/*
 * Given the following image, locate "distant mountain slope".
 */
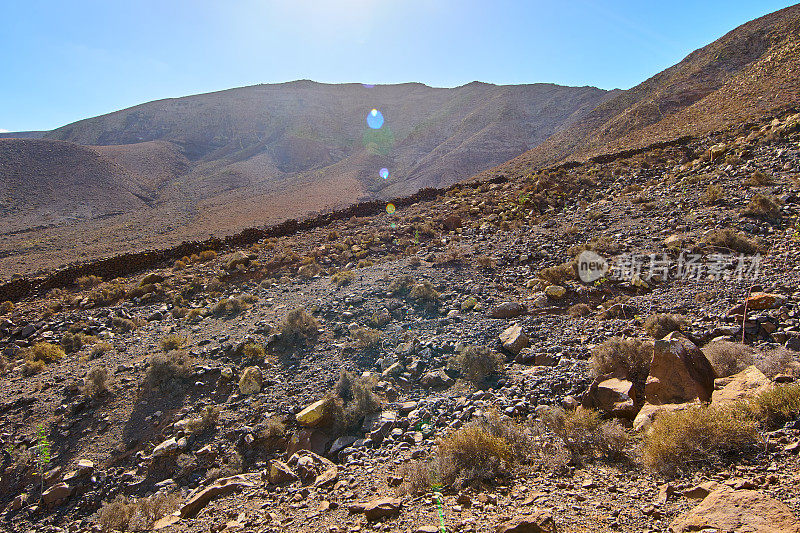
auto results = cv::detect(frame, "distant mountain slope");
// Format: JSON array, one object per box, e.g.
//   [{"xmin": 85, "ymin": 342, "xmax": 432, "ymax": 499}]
[
  {"xmin": 44, "ymin": 81, "xmax": 611, "ymax": 201},
  {"xmin": 506, "ymin": 3, "xmax": 800, "ymax": 168},
  {"xmin": 0, "ymin": 131, "xmax": 45, "ymax": 139},
  {"xmin": 0, "ymin": 139, "xmax": 149, "ymax": 233}
]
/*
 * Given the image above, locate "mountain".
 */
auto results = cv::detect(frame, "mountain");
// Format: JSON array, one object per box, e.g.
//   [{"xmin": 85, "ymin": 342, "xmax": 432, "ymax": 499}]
[
  {"xmin": 0, "ymin": 131, "xmax": 45, "ymax": 139},
  {"xmin": 498, "ymin": 3, "xmax": 800, "ymax": 169}
]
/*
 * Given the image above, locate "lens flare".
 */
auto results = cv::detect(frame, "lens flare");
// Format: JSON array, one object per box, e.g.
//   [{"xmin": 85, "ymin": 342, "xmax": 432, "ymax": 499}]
[
  {"xmin": 362, "ymin": 83, "xmax": 375, "ymax": 88},
  {"xmin": 386, "ymin": 203, "xmax": 396, "ymax": 214},
  {"xmin": 379, "ymin": 168, "xmax": 389, "ymax": 179},
  {"xmin": 367, "ymin": 109, "xmax": 384, "ymax": 129}
]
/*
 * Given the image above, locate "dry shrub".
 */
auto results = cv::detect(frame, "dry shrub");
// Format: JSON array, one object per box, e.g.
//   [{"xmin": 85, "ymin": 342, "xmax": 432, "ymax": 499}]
[
  {"xmin": 704, "ymin": 228, "xmax": 760, "ymax": 254},
  {"xmin": 61, "ymin": 332, "xmax": 97, "ymax": 354},
  {"xmin": 437, "ymin": 423, "xmax": 511, "ymax": 486},
  {"xmin": 187, "ymin": 308, "xmax": 205, "ymax": 322},
  {"xmin": 211, "ymin": 297, "xmax": 248, "ymax": 317},
  {"xmin": 111, "ymin": 317, "xmax": 136, "ymax": 332},
  {"xmin": 160, "ymin": 334, "xmax": 186, "ymax": 352},
  {"xmin": 172, "ymin": 307, "xmax": 189, "ymax": 319},
  {"xmin": 76, "ymin": 275, "xmax": 103, "ymax": 290},
  {"xmin": 198, "ymin": 250, "xmax": 217, "ymax": 262},
  {"xmin": 449, "ymin": 346, "xmax": 504, "ymax": 383},
  {"xmin": 538, "ymin": 261, "xmax": 576, "ymax": 285},
  {"xmin": 325, "ymin": 371, "xmax": 381, "ymax": 436},
  {"xmin": 0, "ymin": 301, "xmax": 12, "ymax": 315},
  {"xmin": 747, "ymin": 170, "xmax": 773, "ymax": 185},
  {"xmin": 90, "ymin": 342, "xmax": 113, "ymax": 359},
  {"xmin": 184, "ymin": 406, "xmax": 220, "ymax": 434},
  {"xmin": 25, "ymin": 342, "xmax": 65, "ymax": 365},
  {"xmin": 242, "ymin": 342, "xmax": 265, "ymax": 361},
  {"xmin": 389, "ymin": 274, "xmax": 416, "ymax": 295},
  {"xmin": 351, "ymin": 327, "xmax": 381, "ymax": 349},
  {"xmin": 702, "ymin": 341, "xmax": 755, "ymax": 378},
  {"xmin": 643, "ymin": 313, "xmax": 687, "ymax": 340},
  {"xmin": 701, "ymin": 184, "xmax": 724, "ymax": 205},
  {"xmin": 410, "ymin": 281, "xmax": 440, "ymax": 302},
  {"xmin": 642, "ymin": 404, "xmax": 758, "ymax": 475},
  {"xmin": 205, "ymin": 451, "xmax": 243, "ymax": 482},
  {"xmin": 747, "ymin": 383, "xmax": 800, "ymax": 428},
  {"xmin": 475, "ymin": 255, "xmax": 497, "ymax": 269},
  {"xmin": 91, "ymin": 282, "xmax": 127, "ymax": 306},
  {"xmin": 742, "ymin": 193, "xmax": 782, "ymax": 218},
  {"xmin": 332, "ymin": 270, "xmax": 354, "ymax": 287},
  {"xmin": 173, "ymin": 260, "xmax": 186, "ymax": 270},
  {"xmin": 146, "ymin": 350, "xmax": 190, "ymax": 388},
  {"xmin": 83, "ymin": 365, "xmax": 110, "ymax": 397},
  {"xmin": 98, "ymin": 493, "xmax": 181, "ymax": 532},
  {"xmin": 280, "ymin": 308, "xmax": 320, "ymax": 345},
  {"xmin": 589, "ymin": 336, "xmax": 653, "ymax": 385},
  {"xmin": 755, "ymin": 346, "xmax": 796, "ymax": 378},
  {"xmin": 538, "ymin": 407, "xmax": 628, "ymax": 464},
  {"xmin": 568, "ymin": 303, "xmax": 591, "ymax": 318},
  {"xmin": 298, "ymin": 262, "xmax": 321, "ymax": 279}
]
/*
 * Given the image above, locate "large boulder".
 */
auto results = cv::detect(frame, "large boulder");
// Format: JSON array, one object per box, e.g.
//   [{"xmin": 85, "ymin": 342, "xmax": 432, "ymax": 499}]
[
  {"xmin": 287, "ymin": 450, "xmax": 338, "ymax": 487},
  {"xmin": 238, "ymin": 366, "xmax": 263, "ymax": 395},
  {"xmin": 582, "ymin": 375, "xmax": 638, "ymax": 419},
  {"xmin": 152, "ymin": 437, "xmax": 179, "ymax": 457},
  {"xmin": 712, "ymin": 365, "xmax": 772, "ymax": 405},
  {"xmin": 496, "ymin": 510, "xmax": 557, "ymax": 533},
  {"xmin": 420, "ymin": 369, "xmax": 454, "ymax": 388},
  {"xmin": 727, "ymin": 293, "xmax": 787, "ymax": 317},
  {"xmin": 669, "ymin": 486, "xmax": 800, "ymax": 533},
  {"xmin": 490, "ymin": 302, "xmax": 527, "ymax": 319},
  {"xmin": 295, "ymin": 399, "xmax": 329, "ymax": 427},
  {"xmin": 500, "ymin": 324, "xmax": 529, "ymax": 355},
  {"xmin": 180, "ymin": 475, "xmax": 257, "ymax": 518},
  {"xmin": 645, "ymin": 333, "xmax": 715, "ymax": 405},
  {"xmin": 40, "ymin": 483, "xmax": 74, "ymax": 506},
  {"xmin": 349, "ymin": 497, "xmax": 402, "ymax": 521}
]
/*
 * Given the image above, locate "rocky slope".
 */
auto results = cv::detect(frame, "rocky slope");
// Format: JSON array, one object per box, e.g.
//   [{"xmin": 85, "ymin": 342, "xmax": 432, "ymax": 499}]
[{"xmin": 0, "ymin": 108, "xmax": 799, "ymax": 532}]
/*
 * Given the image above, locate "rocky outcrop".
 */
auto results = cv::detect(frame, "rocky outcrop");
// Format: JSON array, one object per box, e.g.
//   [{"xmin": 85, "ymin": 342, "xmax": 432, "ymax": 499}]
[{"xmin": 645, "ymin": 333, "xmax": 715, "ymax": 404}]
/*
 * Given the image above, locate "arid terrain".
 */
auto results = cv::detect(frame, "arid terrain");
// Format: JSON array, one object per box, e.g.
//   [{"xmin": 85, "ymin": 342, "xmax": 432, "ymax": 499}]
[{"xmin": 2, "ymin": 4, "xmax": 800, "ymax": 533}]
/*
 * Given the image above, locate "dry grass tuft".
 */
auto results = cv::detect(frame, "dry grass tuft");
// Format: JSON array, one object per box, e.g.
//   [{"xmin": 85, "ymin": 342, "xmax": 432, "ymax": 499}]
[
  {"xmin": 325, "ymin": 371, "xmax": 381, "ymax": 436},
  {"xmin": 83, "ymin": 365, "xmax": 110, "ymax": 397},
  {"xmin": 280, "ymin": 308, "xmax": 320, "ymax": 346},
  {"xmin": 22, "ymin": 342, "xmax": 65, "ymax": 375},
  {"xmin": 210, "ymin": 297, "xmax": 248, "ymax": 317},
  {"xmin": 538, "ymin": 261, "xmax": 577, "ymax": 285},
  {"xmin": 643, "ymin": 313, "xmax": 687, "ymax": 340},
  {"xmin": 589, "ymin": 336, "xmax": 652, "ymax": 384},
  {"xmin": 702, "ymin": 341, "xmax": 755, "ymax": 378},
  {"xmin": 332, "ymin": 270, "xmax": 354, "ymax": 287},
  {"xmin": 160, "ymin": 334, "xmax": 186, "ymax": 353},
  {"xmin": 98, "ymin": 493, "xmax": 182, "ymax": 532},
  {"xmin": 146, "ymin": 350, "xmax": 190, "ymax": 388},
  {"xmin": 704, "ymin": 228, "xmax": 761, "ymax": 254},
  {"xmin": 351, "ymin": 327, "xmax": 382, "ymax": 349},
  {"xmin": 742, "ymin": 193, "xmax": 782, "ymax": 219},
  {"xmin": 568, "ymin": 303, "xmax": 592, "ymax": 318},
  {"xmin": 449, "ymin": 346, "xmax": 505, "ymax": 383}
]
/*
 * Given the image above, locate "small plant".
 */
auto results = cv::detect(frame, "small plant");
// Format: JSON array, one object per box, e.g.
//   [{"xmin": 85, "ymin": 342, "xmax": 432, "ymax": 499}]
[
  {"xmin": 0, "ymin": 300, "xmax": 13, "ymax": 315},
  {"xmin": 210, "ymin": 297, "xmax": 248, "ymax": 317},
  {"xmin": 325, "ymin": 371, "xmax": 381, "ymax": 436},
  {"xmin": 90, "ymin": 342, "xmax": 113, "ymax": 359},
  {"xmin": 351, "ymin": 327, "xmax": 382, "ymax": 349},
  {"xmin": 475, "ymin": 255, "xmax": 497, "ymax": 269},
  {"xmin": 537, "ymin": 407, "xmax": 628, "ymax": 464},
  {"xmin": 449, "ymin": 345, "xmax": 504, "ymax": 383},
  {"xmin": 160, "ymin": 334, "xmax": 187, "ymax": 352},
  {"xmin": 332, "ymin": 270, "xmax": 354, "ymax": 287},
  {"xmin": 538, "ymin": 261, "xmax": 577, "ymax": 285},
  {"xmin": 280, "ymin": 308, "xmax": 321, "ymax": 345},
  {"xmin": 702, "ymin": 341, "xmax": 755, "ymax": 377},
  {"xmin": 98, "ymin": 493, "xmax": 182, "ymax": 532},
  {"xmin": 83, "ymin": 365, "xmax": 110, "ymax": 397},
  {"xmin": 242, "ymin": 342, "xmax": 266, "ymax": 361},
  {"xmin": 389, "ymin": 274, "xmax": 416, "ymax": 295},
  {"xmin": 183, "ymin": 406, "xmax": 220, "ymax": 434},
  {"xmin": 146, "ymin": 350, "xmax": 190, "ymax": 388},
  {"xmin": 35, "ymin": 424, "xmax": 51, "ymax": 495},
  {"xmin": 410, "ymin": 280, "xmax": 440, "ymax": 302},
  {"xmin": 111, "ymin": 317, "xmax": 137, "ymax": 332},
  {"xmin": 568, "ymin": 303, "xmax": 591, "ymax": 317},
  {"xmin": 742, "ymin": 193, "xmax": 782, "ymax": 219},
  {"xmin": 701, "ymin": 184, "xmax": 724, "ymax": 205},
  {"xmin": 589, "ymin": 336, "xmax": 653, "ymax": 386},
  {"xmin": 198, "ymin": 250, "xmax": 217, "ymax": 262},
  {"xmin": 747, "ymin": 170, "xmax": 773, "ymax": 186},
  {"xmin": 704, "ymin": 228, "xmax": 761, "ymax": 254},
  {"xmin": 76, "ymin": 275, "xmax": 103, "ymax": 290},
  {"xmin": 22, "ymin": 342, "xmax": 65, "ymax": 375},
  {"xmin": 642, "ymin": 313, "xmax": 687, "ymax": 340},
  {"xmin": 186, "ymin": 308, "xmax": 205, "ymax": 322}
]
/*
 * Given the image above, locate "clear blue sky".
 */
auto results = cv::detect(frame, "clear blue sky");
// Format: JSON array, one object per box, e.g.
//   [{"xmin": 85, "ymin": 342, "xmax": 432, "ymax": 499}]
[{"xmin": 1, "ymin": 0, "xmax": 795, "ymax": 132}]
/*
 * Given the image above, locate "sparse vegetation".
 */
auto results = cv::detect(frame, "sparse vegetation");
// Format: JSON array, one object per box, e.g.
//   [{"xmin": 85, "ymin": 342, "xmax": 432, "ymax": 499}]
[
  {"xmin": 351, "ymin": 327, "xmax": 382, "ymax": 349},
  {"xmin": 747, "ymin": 169, "xmax": 773, "ymax": 185},
  {"xmin": 76, "ymin": 275, "xmax": 103, "ymax": 290},
  {"xmin": 538, "ymin": 406, "xmax": 629, "ymax": 464},
  {"xmin": 701, "ymin": 184, "xmax": 724, "ymax": 205},
  {"xmin": 22, "ymin": 342, "xmax": 65, "ymax": 375},
  {"xmin": 538, "ymin": 261, "xmax": 576, "ymax": 285},
  {"xmin": 742, "ymin": 193, "xmax": 782, "ymax": 218},
  {"xmin": 332, "ymin": 269, "xmax": 354, "ymax": 286},
  {"xmin": 83, "ymin": 365, "xmax": 110, "ymax": 397},
  {"xmin": 98, "ymin": 493, "xmax": 182, "ymax": 532},
  {"xmin": 198, "ymin": 250, "xmax": 217, "ymax": 262},
  {"xmin": 111, "ymin": 317, "xmax": 137, "ymax": 332},
  {"xmin": 642, "ymin": 313, "xmax": 687, "ymax": 339},
  {"xmin": 183, "ymin": 406, "xmax": 220, "ymax": 434},
  {"xmin": 160, "ymin": 334, "xmax": 186, "ymax": 352},
  {"xmin": 704, "ymin": 227, "xmax": 761, "ymax": 254},
  {"xmin": 410, "ymin": 280, "xmax": 440, "ymax": 303},
  {"xmin": 568, "ymin": 303, "xmax": 591, "ymax": 317},
  {"xmin": 325, "ymin": 371, "xmax": 381, "ymax": 435},
  {"xmin": 211, "ymin": 297, "xmax": 248, "ymax": 317},
  {"xmin": 146, "ymin": 350, "xmax": 190, "ymax": 388},
  {"xmin": 280, "ymin": 308, "xmax": 320, "ymax": 345},
  {"xmin": 0, "ymin": 300, "xmax": 14, "ymax": 315},
  {"xmin": 449, "ymin": 345, "xmax": 504, "ymax": 383},
  {"xmin": 702, "ymin": 341, "xmax": 756, "ymax": 377}
]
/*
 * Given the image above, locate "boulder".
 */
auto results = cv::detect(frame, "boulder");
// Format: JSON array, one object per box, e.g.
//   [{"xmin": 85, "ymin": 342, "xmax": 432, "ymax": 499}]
[
  {"xmin": 238, "ymin": 366, "xmax": 263, "ymax": 395},
  {"xmin": 287, "ymin": 450, "xmax": 338, "ymax": 487},
  {"xmin": 496, "ymin": 510, "xmax": 557, "ymax": 533},
  {"xmin": 500, "ymin": 324, "xmax": 529, "ymax": 355},
  {"xmin": 296, "ymin": 399, "xmax": 329, "ymax": 427},
  {"xmin": 349, "ymin": 497, "xmax": 402, "ymax": 521},
  {"xmin": 582, "ymin": 375, "xmax": 638, "ymax": 419},
  {"xmin": 152, "ymin": 437, "xmax": 179, "ymax": 457},
  {"xmin": 682, "ymin": 481, "xmax": 721, "ymax": 500},
  {"xmin": 633, "ymin": 401, "xmax": 699, "ymax": 432},
  {"xmin": 727, "ymin": 292, "xmax": 787, "ymax": 316},
  {"xmin": 544, "ymin": 285, "xmax": 566, "ymax": 299},
  {"xmin": 267, "ymin": 460, "xmax": 298, "ymax": 484},
  {"xmin": 180, "ymin": 475, "xmax": 257, "ymax": 518},
  {"xmin": 420, "ymin": 369, "xmax": 454, "ymax": 388},
  {"xmin": 645, "ymin": 333, "xmax": 715, "ymax": 405},
  {"xmin": 490, "ymin": 302, "xmax": 527, "ymax": 319},
  {"xmin": 712, "ymin": 365, "xmax": 772, "ymax": 405},
  {"xmin": 40, "ymin": 483, "xmax": 74, "ymax": 506},
  {"xmin": 669, "ymin": 486, "xmax": 800, "ymax": 533}
]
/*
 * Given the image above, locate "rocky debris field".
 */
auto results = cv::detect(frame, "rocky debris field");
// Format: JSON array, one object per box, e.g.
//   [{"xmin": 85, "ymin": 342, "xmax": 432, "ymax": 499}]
[{"xmin": 1, "ymin": 111, "xmax": 800, "ymax": 532}]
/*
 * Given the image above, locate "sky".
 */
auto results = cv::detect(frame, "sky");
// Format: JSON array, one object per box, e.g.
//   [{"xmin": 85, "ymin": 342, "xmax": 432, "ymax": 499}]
[{"xmin": 0, "ymin": 0, "xmax": 795, "ymax": 132}]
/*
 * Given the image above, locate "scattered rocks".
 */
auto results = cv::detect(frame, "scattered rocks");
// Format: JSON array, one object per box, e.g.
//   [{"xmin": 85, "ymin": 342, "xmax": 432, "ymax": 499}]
[
  {"xmin": 238, "ymin": 366, "xmax": 263, "ymax": 395},
  {"xmin": 500, "ymin": 324, "xmax": 529, "ymax": 355},
  {"xmin": 349, "ymin": 497, "xmax": 402, "ymax": 521},
  {"xmin": 495, "ymin": 510, "xmax": 557, "ymax": 533}
]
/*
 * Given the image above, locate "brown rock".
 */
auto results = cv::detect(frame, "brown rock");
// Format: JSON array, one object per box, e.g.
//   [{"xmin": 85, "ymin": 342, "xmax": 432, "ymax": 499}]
[
  {"xmin": 669, "ymin": 486, "xmax": 800, "ymax": 532},
  {"xmin": 633, "ymin": 401, "xmax": 699, "ymax": 432},
  {"xmin": 180, "ymin": 475, "xmax": 257, "ymax": 518},
  {"xmin": 713, "ymin": 365, "xmax": 772, "ymax": 405},
  {"xmin": 490, "ymin": 302, "xmax": 527, "ymax": 319},
  {"xmin": 267, "ymin": 460, "xmax": 298, "ymax": 484},
  {"xmin": 682, "ymin": 481, "xmax": 721, "ymax": 500},
  {"xmin": 500, "ymin": 324, "xmax": 529, "ymax": 355},
  {"xmin": 496, "ymin": 510, "xmax": 557, "ymax": 533},
  {"xmin": 349, "ymin": 497, "xmax": 402, "ymax": 521},
  {"xmin": 40, "ymin": 483, "xmax": 74, "ymax": 506},
  {"xmin": 645, "ymin": 333, "xmax": 715, "ymax": 405},
  {"xmin": 582, "ymin": 375, "xmax": 638, "ymax": 419}
]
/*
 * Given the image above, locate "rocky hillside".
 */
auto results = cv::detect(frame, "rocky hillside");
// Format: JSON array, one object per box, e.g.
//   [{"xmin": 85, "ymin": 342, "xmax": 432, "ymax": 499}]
[
  {"xmin": 0, "ymin": 108, "xmax": 799, "ymax": 532},
  {"xmin": 508, "ymin": 3, "xmax": 800, "ymax": 168}
]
